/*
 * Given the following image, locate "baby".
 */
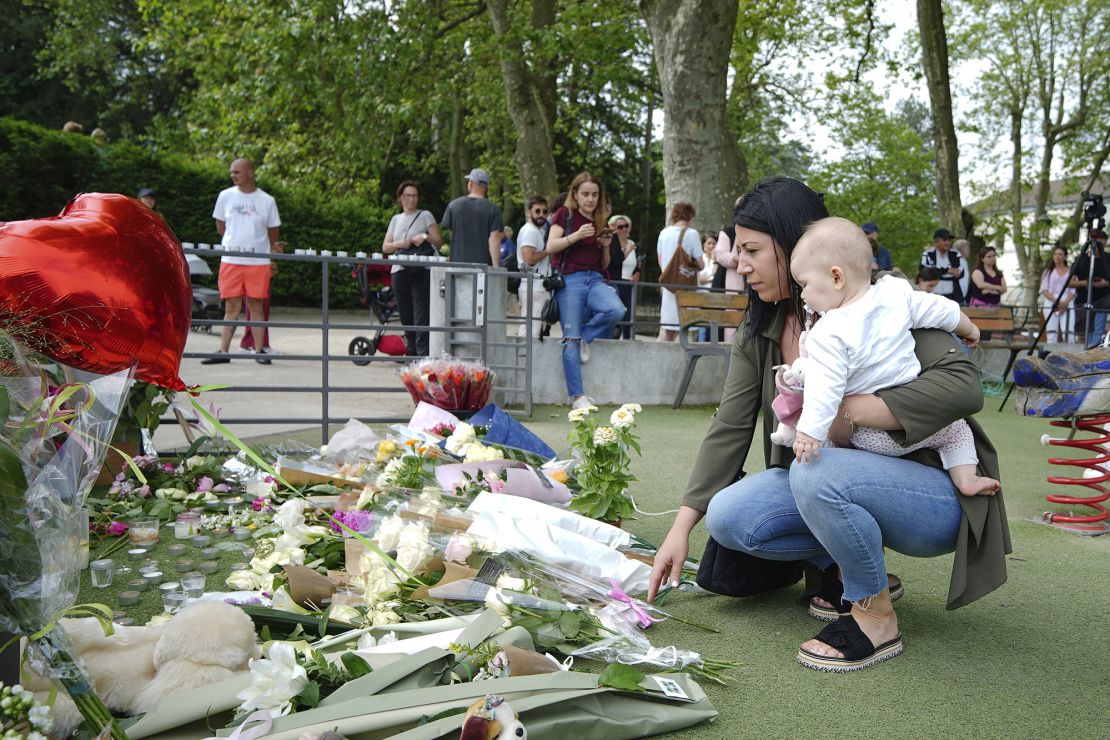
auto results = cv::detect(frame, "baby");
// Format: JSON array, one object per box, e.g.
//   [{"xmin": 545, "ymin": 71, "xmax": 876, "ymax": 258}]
[{"xmin": 786, "ymin": 216, "xmax": 999, "ymax": 497}]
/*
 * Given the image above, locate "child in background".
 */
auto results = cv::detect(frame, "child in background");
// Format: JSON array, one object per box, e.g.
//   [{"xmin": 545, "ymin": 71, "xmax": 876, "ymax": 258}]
[{"xmin": 786, "ymin": 217, "xmax": 1000, "ymax": 497}]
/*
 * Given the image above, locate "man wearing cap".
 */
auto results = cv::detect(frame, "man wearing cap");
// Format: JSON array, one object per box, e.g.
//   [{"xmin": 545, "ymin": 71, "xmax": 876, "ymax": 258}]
[
  {"xmin": 921, "ymin": 228, "xmax": 963, "ymax": 303},
  {"xmin": 441, "ymin": 169, "xmax": 504, "ymax": 266},
  {"xmin": 862, "ymin": 221, "xmax": 892, "ymax": 272},
  {"xmin": 1070, "ymin": 228, "xmax": 1110, "ymax": 347},
  {"xmin": 137, "ymin": 188, "xmax": 157, "ymax": 211}
]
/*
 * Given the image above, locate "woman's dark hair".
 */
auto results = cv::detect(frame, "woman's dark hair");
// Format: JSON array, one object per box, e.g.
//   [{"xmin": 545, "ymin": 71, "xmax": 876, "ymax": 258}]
[
  {"xmin": 973, "ymin": 246, "xmax": 998, "ymax": 275},
  {"xmin": 1042, "ymin": 245, "xmax": 1068, "ymax": 279},
  {"xmin": 916, "ymin": 266, "xmax": 943, "ymax": 283},
  {"xmin": 734, "ymin": 177, "xmax": 828, "ymax": 339},
  {"xmin": 396, "ymin": 180, "xmax": 421, "ymax": 200}
]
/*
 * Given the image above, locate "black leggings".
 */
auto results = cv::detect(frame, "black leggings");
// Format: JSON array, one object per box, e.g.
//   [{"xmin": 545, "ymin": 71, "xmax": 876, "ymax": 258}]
[{"xmin": 392, "ymin": 267, "xmax": 430, "ymax": 356}]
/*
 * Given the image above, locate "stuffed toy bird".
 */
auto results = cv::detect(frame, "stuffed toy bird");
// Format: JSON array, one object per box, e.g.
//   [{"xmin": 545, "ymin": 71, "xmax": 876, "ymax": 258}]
[{"xmin": 459, "ymin": 694, "xmax": 526, "ymax": 740}]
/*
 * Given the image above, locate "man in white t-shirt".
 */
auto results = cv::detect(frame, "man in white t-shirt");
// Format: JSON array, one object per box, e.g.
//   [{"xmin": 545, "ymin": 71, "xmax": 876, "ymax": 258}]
[
  {"xmin": 515, "ymin": 196, "xmax": 550, "ymax": 336},
  {"xmin": 203, "ymin": 158, "xmax": 282, "ymax": 365}
]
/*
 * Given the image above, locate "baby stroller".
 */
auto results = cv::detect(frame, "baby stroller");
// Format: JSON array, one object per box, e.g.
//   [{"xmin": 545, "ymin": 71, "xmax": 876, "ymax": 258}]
[
  {"xmin": 347, "ymin": 263, "xmax": 408, "ymax": 365},
  {"xmin": 186, "ymin": 254, "xmax": 222, "ymax": 333}
]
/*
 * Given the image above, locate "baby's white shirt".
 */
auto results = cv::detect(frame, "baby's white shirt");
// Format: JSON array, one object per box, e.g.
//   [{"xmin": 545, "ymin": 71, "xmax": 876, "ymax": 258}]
[{"xmin": 797, "ymin": 276, "xmax": 962, "ymax": 441}]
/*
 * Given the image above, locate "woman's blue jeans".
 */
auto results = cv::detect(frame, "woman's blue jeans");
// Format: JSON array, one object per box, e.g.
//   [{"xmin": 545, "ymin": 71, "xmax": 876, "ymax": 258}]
[
  {"xmin": 554, "ymin": 270, "xmax": 625, "ymax": 397},
  {"xmin": 705, "ymin": 448, "xmax": 963, "ymax": 602}
]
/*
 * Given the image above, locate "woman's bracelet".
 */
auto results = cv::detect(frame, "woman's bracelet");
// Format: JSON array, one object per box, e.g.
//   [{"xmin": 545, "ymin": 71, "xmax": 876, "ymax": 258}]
[{"xmin": 840, "ymin": 403, "xmax": 858, "ymax": 434}]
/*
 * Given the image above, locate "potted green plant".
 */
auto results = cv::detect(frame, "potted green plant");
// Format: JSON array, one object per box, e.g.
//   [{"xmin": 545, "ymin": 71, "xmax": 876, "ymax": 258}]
[{"xmin": 565, "ymin": 403, "xmax": 642, "ymax": 525}]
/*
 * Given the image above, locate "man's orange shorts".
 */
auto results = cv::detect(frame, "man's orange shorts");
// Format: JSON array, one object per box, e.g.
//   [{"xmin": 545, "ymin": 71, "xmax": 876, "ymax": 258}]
[{"xmin": 218, "ymin": 263, "xmax": 271, "ymax": 299}]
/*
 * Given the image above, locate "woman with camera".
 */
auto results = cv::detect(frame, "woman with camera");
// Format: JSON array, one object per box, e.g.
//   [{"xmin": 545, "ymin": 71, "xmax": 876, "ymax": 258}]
[
  {"xmin": 546, "ymin": 171, "xmax": 626, "ymax": 409},
  {"xmin": 382, "ymin": 180, "xmax": 442, "ymax": 357}
]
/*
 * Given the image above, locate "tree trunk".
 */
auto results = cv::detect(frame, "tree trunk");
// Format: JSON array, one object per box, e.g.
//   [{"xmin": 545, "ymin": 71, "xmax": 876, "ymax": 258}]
[
  {"xmin": 1058, "ymin": 127, "xmax": 1110, "ymax": 247},
  {"xmin": 640, "ymin": 0, "xmax": 741, "ymax": 234},
  {"xmin": 448, "ymin": 95, "xmax": 467, "ymax": 199},
  {"xmin": 916, "ymin": 0, "xmax": 964, "ymax": 236},
  {"xmin": 485, "ymin": 0, "xmax": 559, "ymax": 203},
  {"xmin": 1007, "ymin": 106, "xmax": 1039, "ymax": 309},
  {"xmin": 640, "ymin": 94, "xmax": 654, "ymax": 254}
]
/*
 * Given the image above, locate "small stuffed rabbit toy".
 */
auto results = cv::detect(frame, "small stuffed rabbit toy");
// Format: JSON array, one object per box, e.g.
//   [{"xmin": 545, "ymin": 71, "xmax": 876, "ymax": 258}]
[{"xmin": 769, "ymin": 317, "xmax": 812, "ymax": 447}]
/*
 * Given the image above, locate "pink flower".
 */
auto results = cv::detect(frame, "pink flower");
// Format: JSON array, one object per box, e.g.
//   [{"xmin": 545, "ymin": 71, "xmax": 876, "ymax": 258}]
[
  {"xmin": 108, "ymin": 521, "xmax": 129, "ymax": 537},
  {"xmin": 264, "ymin": 475, "xmax": 275, "ymax": 484},
  {"xmin": 136, "ymin": 485, "xmax": 151, "ymax": 498},
  {"xmin": 489, "ymin": 477, "xmax": 506, "ymax": 493},
  {"xmin": 162, "ymin": 463, "xmax": 175, "ymax": 472},
  {"xmin": 196, "ymin": 476, "xmax": 214, "ymax": 492},
  {"xmin": 213, "ymin": 483, "xmax": 229, "ymax": 493},
  {"xmin": 252, "ymin": 497, "xmax": 267, "ymax": 511}
]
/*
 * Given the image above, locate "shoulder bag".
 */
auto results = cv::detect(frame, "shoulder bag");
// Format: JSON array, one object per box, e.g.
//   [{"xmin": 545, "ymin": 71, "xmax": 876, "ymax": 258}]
[{"xmin": 659, "ymin": 226, "xmax": 697, "ymax": 287}]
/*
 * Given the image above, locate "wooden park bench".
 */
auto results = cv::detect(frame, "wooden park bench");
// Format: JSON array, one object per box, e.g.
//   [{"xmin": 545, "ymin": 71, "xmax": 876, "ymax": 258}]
[
  {"xmin": 673, "ymin": 291, "xmax": 748, "ymax": 408},
  {"xmin": 962, "ymin": 305, "xmax": 1031, "ymax": 411}
]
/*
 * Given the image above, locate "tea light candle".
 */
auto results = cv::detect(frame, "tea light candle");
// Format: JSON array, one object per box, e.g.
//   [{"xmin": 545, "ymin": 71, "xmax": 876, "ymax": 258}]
[
  {"xmin": 305, "ymin": 248, "xmax": 318, "ymax": 255},
  {"xmin": 141, "ymin": 570, "xmax": 164, "ymax": 586},
  {"xmin": 191, "ymin": 535, "xmax": 211, "ymax": 548},
  {"xmin": 294, "ymin": 248, "xmax": 306, "ymax": 255},
  {"xmin": 117, "ymin": 591, "xmax": 140, "ymax": 606},
  {"xmin": 127, "ymin": 548, "xmax": 149, "ymax": 560},
  {"xmin": 321, "ymin": 249, "xmax": 333, "ymax": 257},
  {"xmin": 197, "ymin": 561, "xmax": 218, "ymax": 575},
  {"xmin": 167, "ymin": 544, "xmax": 188, "ymax": 557},
  {"xmin": 355, "ymin": 251, "xmax": 367, "ymax": 258},
  {"xmin": 372, "ymin": 252, "xmax": 384, "ymax": 260},
  {"xmin": 181, "ymin": 242, "xmax": 195, "ymax": 249},
  {"xmin": 229, "ymin": 562, "xmax": 249, "ymax": 572},
  {"xmin": 158, "ymin": 582, "xmax": 180, "ymax": 595},
  {"xmin": 232, "ymin": 527, "xmax": 251, "ymax": 541},
  {"xmin": 337, "ymin": 251, "xmax": 348, "ymax": 258},
  {"xmin": 199, "ymin": 547, "xmax": 219, "ymax": 561},
  {"xmin": 114, "ymin": 617, "xmax": 135, "ymax": 627},
  {"xmin": 175, "ymin": 559, "xmax": 195, "ymax": 573}
]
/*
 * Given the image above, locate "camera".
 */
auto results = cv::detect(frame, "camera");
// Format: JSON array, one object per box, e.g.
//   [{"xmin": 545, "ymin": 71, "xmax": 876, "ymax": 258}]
[{"xmin": 1082, "ymin": 191, "xmax": 1105, "ymax": 227}]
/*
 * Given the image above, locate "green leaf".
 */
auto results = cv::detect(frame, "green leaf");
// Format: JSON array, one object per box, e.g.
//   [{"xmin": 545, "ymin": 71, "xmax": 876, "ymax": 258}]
[
  {"xmin": 340, "ymin": 652, "xmax": 372, "ymax": 679},
  {"xmin": 0, "ymin": 387, "xmax": 8, "ymax": 420},
  {"xmin": 558, "ymin": 611, "xmax": 581, "ymax": 638},
  {"xmin": 598, "ymin": 663, "xmax": 645, "ymax": 692},
  {"xmin": 298, "ymin": 680, "xmax": 321, "ymax": 708}
]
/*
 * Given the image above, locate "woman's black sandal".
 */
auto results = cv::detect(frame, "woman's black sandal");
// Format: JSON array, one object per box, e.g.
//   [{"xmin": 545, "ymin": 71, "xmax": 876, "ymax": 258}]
[
  {"xmin": 796, "ymin": 615, "xmax": 904, "ymax": 672},
  {"xmin": 808, "ymin": 574, "xmax": 904, "ymax": 621}
]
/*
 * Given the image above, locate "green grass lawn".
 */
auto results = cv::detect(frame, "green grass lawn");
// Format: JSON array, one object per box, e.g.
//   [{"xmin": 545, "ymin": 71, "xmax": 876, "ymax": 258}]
[{"xmin": 519, "ymin": 402, "xmax": 1110, "ymax": 739}]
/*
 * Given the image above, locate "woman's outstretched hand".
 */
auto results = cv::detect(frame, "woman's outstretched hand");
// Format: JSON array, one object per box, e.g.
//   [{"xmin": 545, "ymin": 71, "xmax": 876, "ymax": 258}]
[{"xmin": 648, "ymin": 531, "xmax": 689, "ymax": 602}]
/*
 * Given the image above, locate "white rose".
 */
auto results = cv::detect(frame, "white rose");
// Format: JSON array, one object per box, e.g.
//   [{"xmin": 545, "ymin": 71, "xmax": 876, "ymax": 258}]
[
  {"xmin": 273, "ymin": 499, "xmax": 306, "ymax": 531},
  {"xmin": 185, "ymin": 455, "xmax": 207, "ymax": 469},
  {"xmin": 446, "ymin": 423, "xmax": 477, "ymax": 455},
  {"xmin": 464, "ymin": 443, "xmax": 504, "ymax": 463},
  {"xmin": 483, "ymin": 588, "xmax": 510, "ymax": 616},
  {"xmin": 329, "ymin": 604, "xmax": 362, "ymax": 624},
  {"xmin": 374, "ymin": 515, "xmax": 405, "ymax": 552},
  {"xmin": 496, "ymin": 575, "xmax": 527, "ymax": 593},
  {"xmin": 226, "ymin": 569, "xmax": 261, "ymax": 591},
  {"xmin": 368, "ymin": 607, "xmax": 401, "ymax": 627},
  {"xmin": 619, "ymin": 403, "xmax": 642, "ymax": 414},
  {"xmin": 592, "ymin": 426, "xmax": 619, "ymax": 445},
  {"xmin": 359, "ymin": 569, "xmax": 400, "ymax": 605},
  {"xmin": 355, "ymin": 485, "xmax": 378, "ymax": 510}
]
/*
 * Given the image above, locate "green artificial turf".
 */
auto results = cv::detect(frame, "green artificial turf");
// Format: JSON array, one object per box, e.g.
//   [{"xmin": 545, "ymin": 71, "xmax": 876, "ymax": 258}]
[{"xmin": 80, "ymin": 402, "xmax": 1109, "ymax": 738}]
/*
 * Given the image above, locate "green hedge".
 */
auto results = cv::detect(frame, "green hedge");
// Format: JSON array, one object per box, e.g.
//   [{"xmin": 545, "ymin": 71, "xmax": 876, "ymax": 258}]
[{"xmin": 0, "ymin": 117, "xmax": 392, "ymax": 308}]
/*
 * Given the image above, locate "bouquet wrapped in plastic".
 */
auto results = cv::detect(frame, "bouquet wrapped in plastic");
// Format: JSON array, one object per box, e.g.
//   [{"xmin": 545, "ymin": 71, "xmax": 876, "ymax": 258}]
[
  {"xmin": 1, "ymin": 350, "xmax": 132, "ymax": 739},
  {"xmin": 399, "ymin": 356, "xmax": 495, "ymax": 412}
]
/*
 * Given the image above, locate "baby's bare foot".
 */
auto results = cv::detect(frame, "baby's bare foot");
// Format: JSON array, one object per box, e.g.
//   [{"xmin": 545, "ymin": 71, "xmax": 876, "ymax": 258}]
[{"xmin": 957, "ymin": 475, "xmax": 1000, "ymax": 497}]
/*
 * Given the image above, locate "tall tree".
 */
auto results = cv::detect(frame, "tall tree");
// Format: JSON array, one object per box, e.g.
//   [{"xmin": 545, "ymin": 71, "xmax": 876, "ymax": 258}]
[
  {"xmin": 916, "ymin": 0, "xmax": 963, "ymax": 236},
  {"xmin": 485, "ymin": 0, "xmax": 558, "ymax": 203},
  {"xmin": 640, "ymin": 0, "xmax": 741, "ymax": 232}
]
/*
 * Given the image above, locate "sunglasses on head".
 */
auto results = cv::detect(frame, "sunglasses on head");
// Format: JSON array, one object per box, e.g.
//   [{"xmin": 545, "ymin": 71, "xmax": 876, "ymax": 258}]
[{"xmin": 616, "ymin": 223, "xmax": 630, "ymax": 230}]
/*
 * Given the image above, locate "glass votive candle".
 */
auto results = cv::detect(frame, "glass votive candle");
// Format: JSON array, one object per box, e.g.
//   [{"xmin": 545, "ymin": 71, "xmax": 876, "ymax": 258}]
[
  {"xmin": 89, "ymin": 559, "xmax": 114, "ymax": 588},
  {"xmin": 182, "ymin": 574, "xmax": 205, "ymax": 598},
  {"xmin": 127, "ymin": 547, "xmax": 149, "ymax": 561},
  {"xmin": 199, "ymin": 547, "xmax": 219, "ymax": 561},
  {"xmin": 162, "ymin": 592, "xmax": 187, "ymax": 614},
  {"xmin": 141, "ymin": 570, "xmax": 164, "ymax": 587},
  {"xmin": 175, "ymin": 559, "xmax": 195, "ymax": 573},
  {"xmin": 167, "ymin": 544, "xmax": 188, "ymax": 557},
  {"xmin": 138, "ymin": 561, "xmax": 159, "ymax": 575},
  {"xmin": 158, "ymin": 582, "xmax": 180, "ymax": 596},
  {"xmin": 355, "ymin": 251, "xmax": 367, "ymax": 259},
  {"xmin": 337, "ymin": 251, "xmax": 348, "ymax": 258},
  {"xmin": 174, "ymin": 512, "xmax": 201, "ymax": 540},
  {"xmin": 126, "ymin": 578, "xmax": 147, "ymax": 592},
  {"xmin": 128, "ymin": 517, "xmax": 159, "ymax": 547},
  {"xmin": 115, "ymin": 617, "xmax": 135, "ymax": 627},
  {"xmin": 191, "ymin": 535, "xmax": 211, "ymax": 548},
  {"xmin": 197, "ymin": 561, "xmax": 218, "ymax": 575},
  {"xmin": 229, "ymin": 562, "xmax": 249, "ymax": 572},
  {"xmin": 232, "ymin": 527, "xmax": 251, "ymax": 541},
  {"xmin": 117, "ymin": 591, "xmax": 140, "ymax": 606}
]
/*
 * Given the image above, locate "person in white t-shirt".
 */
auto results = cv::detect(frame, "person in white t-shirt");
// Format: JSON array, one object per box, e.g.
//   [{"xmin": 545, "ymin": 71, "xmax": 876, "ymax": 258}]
[
  {"xmin": 785, "ymin": 217, "xmax": 999, "ymax": 498},
  {"xmin": 203, "ymin": 158, "xmax": 282, "ymax": 365},
  {"xmin": 515, "ymin": 196, "xmax": 550, "ymax": 337}
]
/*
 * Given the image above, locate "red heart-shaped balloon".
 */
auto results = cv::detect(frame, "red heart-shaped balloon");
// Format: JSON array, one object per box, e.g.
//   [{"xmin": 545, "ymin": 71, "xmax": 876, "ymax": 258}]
[{"xmin": 0, "ymin": 193, "xmax": 191, "ymax": 390}]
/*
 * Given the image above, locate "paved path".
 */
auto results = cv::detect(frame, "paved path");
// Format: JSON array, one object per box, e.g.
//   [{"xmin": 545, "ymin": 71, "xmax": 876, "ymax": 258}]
[{"xmin": 154, "ymin": 308, "xmax": 415, "ymax": 451}]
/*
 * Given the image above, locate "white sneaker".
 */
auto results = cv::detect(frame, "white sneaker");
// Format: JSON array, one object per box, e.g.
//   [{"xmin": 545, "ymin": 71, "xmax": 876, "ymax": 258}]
[
  {"xmin": 571, "ymin": 395, "xmax": 595, "ymax": 410},
  {"xmin": 579, "ymin": 340, "xmax": 590, "ymax": 364}
]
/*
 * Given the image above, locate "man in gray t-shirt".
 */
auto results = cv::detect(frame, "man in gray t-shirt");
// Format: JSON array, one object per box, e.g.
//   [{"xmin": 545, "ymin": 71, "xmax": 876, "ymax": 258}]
[{"xmin": 441, "ymin": 168, "xmax": 504, "ymax": 265}]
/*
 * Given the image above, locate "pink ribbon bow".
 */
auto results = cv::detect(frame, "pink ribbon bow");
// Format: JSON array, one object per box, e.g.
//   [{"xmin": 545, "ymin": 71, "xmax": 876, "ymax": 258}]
[{"xmin": 608, "ymin": 578, "xmax": 655, "ymax": 629}]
